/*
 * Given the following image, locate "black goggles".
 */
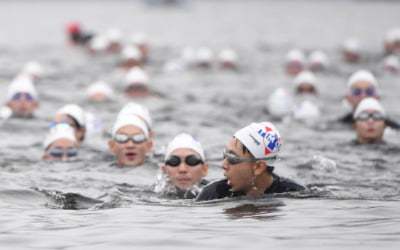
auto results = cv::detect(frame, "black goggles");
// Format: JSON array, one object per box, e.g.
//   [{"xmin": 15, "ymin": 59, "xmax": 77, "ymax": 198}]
[
  {"xmin": 113, "ymin": 133, "xmax": 147, "ymax": 144},
  {"xmin": 47, "ymin": 147, "xmax": 78, "ymax": 158},
  {"xmin": 165, "ymin": 155, "xmax": 204, "ymax": 167},
  {"xmin": 355, "ymin": 111, "xmax": 385, "ymax": 121},
  {"xmin": 222, "ymin": 150, "xmax": 276, "ymax": 165}
]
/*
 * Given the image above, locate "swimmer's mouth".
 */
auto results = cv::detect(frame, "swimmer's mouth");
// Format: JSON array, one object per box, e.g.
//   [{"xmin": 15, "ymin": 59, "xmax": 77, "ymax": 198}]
[{"xmin": 125, "ymin": 152, "xmax": 136, "ymax": 159}]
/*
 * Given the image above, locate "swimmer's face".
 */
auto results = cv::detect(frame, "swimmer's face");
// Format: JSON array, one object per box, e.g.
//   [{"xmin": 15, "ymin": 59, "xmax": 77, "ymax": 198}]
[
  {"xmin": 43, "ymin": 138, "xmax": 78, "ymax": 160},
  {"xmin": 89, "ymin": 92, "xmax": 110, "ymax": 102},
  {"xmin": 6, "ymin": 92, "xmax": 38, "ymax": 117},
  {"xmin": 345, "ymin": 81, "xmax": 379, "ymax": 110},
  {"xmin": 53, "ymin": 114, "xmax": 85, "ymax": 144},
  {"xmin": 162, "ymin": 148, "xmax": 208, "ymax": 189},
  {"xmin": 296, "ymin": 83, "xmax": 317, "ymax": 95},
  {"xmin": 285, "ymin": 61, "xmax": 304, "ymax": 76},
  {"xmin": 124, "ymin": 83, "xmax": 149, "ymax": 98},
  {"xmin": 221, "ymin": 138, "xmax": 257, "ymax": 194},
  {"xmin": 108, "ymin": 125, "xmax": 152, "ymax": 167},
  {"xmin": 353, "ymin": 109, "xmax": 387, "ymax": 144}
]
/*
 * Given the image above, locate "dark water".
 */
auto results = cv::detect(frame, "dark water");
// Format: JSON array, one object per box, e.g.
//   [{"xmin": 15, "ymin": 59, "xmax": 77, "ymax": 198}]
[{"xmin": 1, "ymin": 0, "xmax": 400, "ymax": 249}]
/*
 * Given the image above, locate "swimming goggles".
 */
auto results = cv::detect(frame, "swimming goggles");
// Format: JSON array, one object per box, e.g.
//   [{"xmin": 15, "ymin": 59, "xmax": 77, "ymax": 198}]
[
  {"xmin": 165, "ymin": 155, "xmax": 203, "ymax": 167},
  {"xmin": 351, "ymin": 88, "xmax": 376, "ymax": 96},
  {"xmin": 223, "ymin": 150, "xmax": 276, "ymax": 165},
  {"xmin": 11, "ymin": 93, "xmax": 34, "ymax": 101},
  {"xmin": 49, "ymin": 121, "xmax": 76, "ymax": 129},
  {"xmin": 47, "ymin": 147, "xmax": 78, "ymax": 158},
  {"xmin": 355, "ymin": 111, "xmax": 385, "ymax": 121},
  {"xmin": 113, "ymin": 133, "xmax": 147, "ymax": 144},
  {"xmin": 297, "ymin": 86, "xmax": 316, "ymax": 94}
]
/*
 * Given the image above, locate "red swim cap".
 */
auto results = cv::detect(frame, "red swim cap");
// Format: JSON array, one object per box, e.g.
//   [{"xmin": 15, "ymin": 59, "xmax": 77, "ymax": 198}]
[{"xmin": 66, "ymin": 22, "xmax": 80, "ymax": 34}]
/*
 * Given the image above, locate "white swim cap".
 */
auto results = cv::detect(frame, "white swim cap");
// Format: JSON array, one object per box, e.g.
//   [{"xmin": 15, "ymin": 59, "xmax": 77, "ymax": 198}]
[
  {"xmin": 234, "ymin": 122, "xmax": 282, "ymax": 159},
  {"xmin": 293, "ymin": 100, "xmax": 320, "ymax": 121},
  {"xmin": 353, "ymin": 98, "xmax": 386, "ymax": 119},
  {"xmin": 106, "ymin": 28, "xmax": 123, "ymax": 42},
  {"xmin": 344, "ymin": 38, "xmax": 362, "ymax": 54},
  {"xmin": 219, "ymin": 48, "xmax": 238, "ymax": 63},
  {"xmin": 87, "ymin": 81, "xmax": 114, "ymax": 99},
  {"xmin": 347, "ymin": 69, "xmax": 378, "ymax": 88},
  {"xmin": 89, "ymin": 35, "xmax": 109, "ymax": 52},
  {"xmin": 309, "ymin": 50, "xmax": 329, "ymax": 66},
  {"xmin": 112, "ymin": 114, "xmax": 149, "ymax": 138},
  {"xmin": 285, "ymin": 49, "xmax": 306, "ymax": 63},
  {"xmin": 267, "ymin": 88, "xmax": 293, "ymax": 118},
  {"xmin": 196, "ymin": 47, "xmax": 214, "ymax": 64},
  {"xmin": 130, "ymin": 32, "xmax": 147, "ymax": 46},
  {"xmin": 117, "ymin": 102, "xmax": 152, "ymax": 129},
  {"xmin": 43, "ymin": 123, "xmax": 77, "ymax": 149},
  {"xmin": 123, "ymin": 67, "xmax": 149, "ymax": 86},
  {"xmin": 7, "ymin": 75, "xmax": 38, "ymax": 100},
  {"xmin": 293, "ymin": 71, "xmax": 317, "ymax": 88},
  {"xmin": 165, "ymin": 133, "xmax": 205, "ymax": 161},
  {"xmin": 121, "ymin": 45, "xmax": 142, "ymax": 60},
  {"xmin": 22, "ymin": 61, "xmax": 44, "ymax": 78},
  {"xmin": 383, "ymin": 55, "xmax": 399, "ymax": 69},
  {"xmin": 0, "ymin": 106, "xmax": 12, "ymax": 120},
  {"xmin": 56, "ymin": 104, "xmax": 86, "ymax": 128}
]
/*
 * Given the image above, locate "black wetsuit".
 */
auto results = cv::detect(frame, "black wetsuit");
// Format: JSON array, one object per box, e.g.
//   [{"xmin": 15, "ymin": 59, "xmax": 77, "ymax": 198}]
[
  {"xmin": 70, "ymin": 32, "xmax": 94, "ymax": 45},
  {"xmin": 195, "ymin": 173, "xmax": 305, "ymax": 202},
  {"xmin": 339, "ymin": 112, "xmax": 400, "ymax": 130}
]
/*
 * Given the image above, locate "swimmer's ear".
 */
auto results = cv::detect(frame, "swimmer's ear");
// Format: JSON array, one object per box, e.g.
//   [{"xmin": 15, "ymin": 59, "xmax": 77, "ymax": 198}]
[
  {"xmin": 42, "ymin": 154, "xmax": 49, "ymax": 160},
  {"xmin": 201, "ymin": 163, "xmax": 209, "ymax": 177},
  {"xmin": 145, "ymin": 140, "xmax": 153, "ymax": 153},
  {"xmin": 254, "ymin": 161, "xmax": 267, "ymax": 176},
  {"xmin": 108, "ymin": 140, "xmax": 116, "ymax": 154},
  {"xmin": 352, "ymin": 123, "xmax": 356, "ymax": 130},
  {"xmin": 161, "ymin": 165, "xmax": 168, "ymax": 173}
]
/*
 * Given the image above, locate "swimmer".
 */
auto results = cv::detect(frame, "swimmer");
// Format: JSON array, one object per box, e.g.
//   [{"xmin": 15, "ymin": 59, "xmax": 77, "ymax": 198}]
[
  {"xmin": 42, "ymin": 123, "xmax": 78, "ymax": 160},
  {"xmin": 218, "ymin": 48, "xmax": 238, "ymax": 70},
  {"xmin": 105, "ymin": 28, "xmax": 123, "ymax": 53},
  {"xmin": 65, "ymin": 21, "xmax": 94, "ymax": 46},
  {"xmin": 339, "ymin": 70, "xmax": 400, "ymax": 129},
  {"xmin": 20, "ymin": 61, "xmax": 44, "ymax": 81},
  {"xmin": 342, "ymin": 38, "xmax": 362, "ymax": 63},
  {"xmin": 108, "ymin": 114, "xmax": 152, "ymax": 167},
  {"xmin": 383, "ymin": 55, "xmax": 399, "ymax": 75},
  {"xmin": 160, "ymin": 133, "xmax": 209, "ymax": 198},
  {"xmin": 86, "ymin": 81, "xmax": 114, "ymax": 102},
  {"xmin": 195, "ymin": 47, "xmax": 214, "ymax": 69},
  {"xmin": 53, "ymin": 104, "xmax": 86, "ymax": 145},
  {"xmin": 196, "ymin": 122, "xmax": 305, "ymax": 201},
  {"xmin": 293, "ymin": 71, "xmax": 318, "ymax": 96},
  {"xmin": 352, "ymin": 98, "xmax": 387, "ymax": 144},
  {"xmin": 284, "ymin": 49, "xmax": 306, "ymax": 76},
  {"xmin": 117, "ymin": 102, "xmax": 153, "ymax": 138},
  {"xmin": 123, "ymin": 67, "xmax": 150, "ymax": 98},
  {"xmin": 129, "ymin": 32, "xmax": 149, "ymax": 62},
  {"xmin": 6, "ymin": 76, "xmax": 39, "ymax": 118},
  {"xmin": 119, "ymin": 45, "xmax": 144, "ymax": 71},
  {"xmin": 308, "ymin": 50, "xmax": 329, "ymax": 72}
]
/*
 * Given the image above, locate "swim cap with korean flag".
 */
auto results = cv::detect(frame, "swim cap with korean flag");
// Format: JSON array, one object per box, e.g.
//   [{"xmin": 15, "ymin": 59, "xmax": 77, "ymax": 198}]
[{"xmin": 234, "ymin": 122, "xmax": 282, "ymax": 159}]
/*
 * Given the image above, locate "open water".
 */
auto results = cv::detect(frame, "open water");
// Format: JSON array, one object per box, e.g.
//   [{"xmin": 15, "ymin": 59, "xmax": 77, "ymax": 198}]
[{"xmin": 0, "ymin": 0, "xmax": 400, "ymax": 249}]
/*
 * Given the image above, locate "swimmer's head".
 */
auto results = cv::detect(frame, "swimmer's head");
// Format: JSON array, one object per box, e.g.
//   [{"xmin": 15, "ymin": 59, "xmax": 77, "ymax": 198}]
[
  {"xmin": 347, "ymin": 69, "xmax": 378, "ymax": 89},
  {"xmin": 6, "ymin": 76, "xmax": 39, "ymax": 117},
  {"xmin": 123, "ymin": 67, "xmax": 150, "ymax": 98},
  {"xmin": 293, "ymin": 71, "xmax": 317, "ymax": 95},
  {"xmin": 86, "ymin": 81, "xmax": 114, "ymax": 101},
  {"xmin": 43, "ymin": 123, "xmax": 78, "ymax": 161},
  {"xmin": 164, "ymin": 133, "xmax": 205, "ymax": 161},
  {"xmin": 353, "ymin": 97, "xmax": 386, "ymax": 120},
  {"xmin": 234, "ymin": 122, "xmax": 282, "ymax": 160},
  {"xmin": 117, "ymin": 102, "xmax": 152, "ymax": 133}
]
